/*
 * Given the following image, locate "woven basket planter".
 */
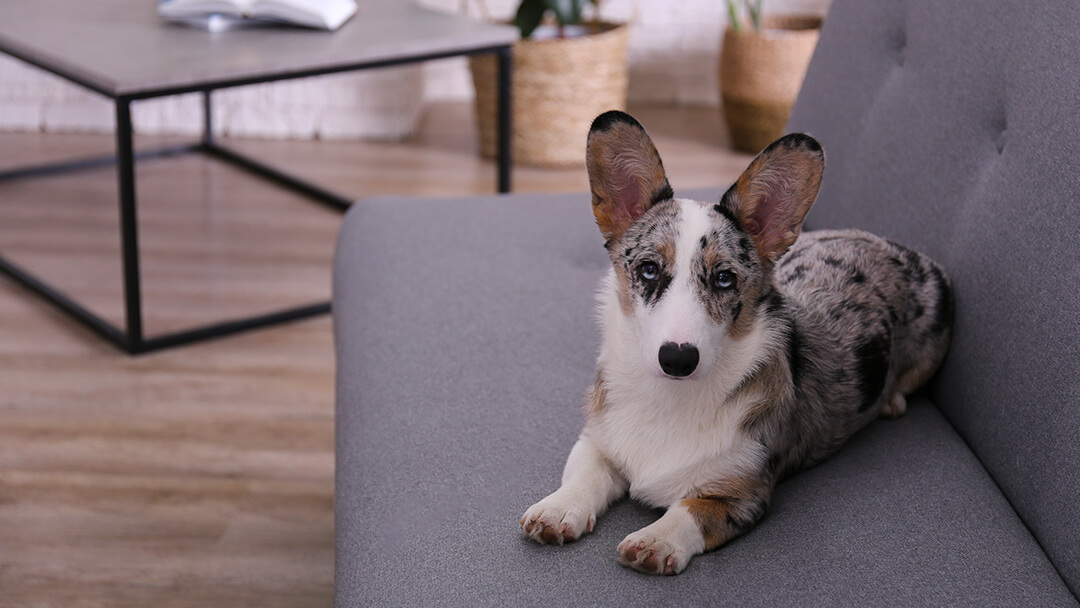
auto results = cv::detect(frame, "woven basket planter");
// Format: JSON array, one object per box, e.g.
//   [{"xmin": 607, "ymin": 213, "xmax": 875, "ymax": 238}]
[
  {"xmin": 469, "ymin": 22, "xmax": 630, "ymax": 167},
  {"xmin": 720, "ymin": 15, "xmax": 821, "ymax": 153}
]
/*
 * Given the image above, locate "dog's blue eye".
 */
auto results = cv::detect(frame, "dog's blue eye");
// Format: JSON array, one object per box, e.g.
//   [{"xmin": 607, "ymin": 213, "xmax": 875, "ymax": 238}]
[
  {"xmin": 714, "ymin": 270, "xmax": 737, "ymax": 290},
  {"xmin": 638, "ymin": 262, "xmax": 660, "ymax": 282}
]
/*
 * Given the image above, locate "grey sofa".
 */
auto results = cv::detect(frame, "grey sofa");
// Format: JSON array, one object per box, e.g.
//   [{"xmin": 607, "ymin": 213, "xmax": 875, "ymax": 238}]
[{"xmin": 333, "ymin": 0, "xmax": 1080, "ymax": 604}]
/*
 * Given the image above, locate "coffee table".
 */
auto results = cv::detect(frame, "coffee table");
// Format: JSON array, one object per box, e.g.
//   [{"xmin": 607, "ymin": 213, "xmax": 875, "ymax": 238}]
[{"xmin": 0, "ymin": 0, "xmax": 517, "ymax": 354}]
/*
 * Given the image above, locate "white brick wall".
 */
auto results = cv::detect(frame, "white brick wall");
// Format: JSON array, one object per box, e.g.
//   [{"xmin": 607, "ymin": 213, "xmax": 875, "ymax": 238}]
[{"xmin": 0, "ymin": 0, "xmax": 829, "ymax": 139}]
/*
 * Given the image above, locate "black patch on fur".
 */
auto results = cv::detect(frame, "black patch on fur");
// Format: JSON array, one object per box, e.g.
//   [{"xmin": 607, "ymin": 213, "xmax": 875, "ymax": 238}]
[
  {"xmin": 784, "ymin": 132, "xmax": 822, "ymax": 153},
  {"xmin": 779, "ymin": 247, "xmax": 805, "ymax": 266},
  {"xmin": 894, "ymin": 248, "xmax": 927, "ymax": 284},
  {"xmin": 782, "ymin": 265, "xmax": 808, "ymax": 284},
  {"xmin": 887, "ymin": 304, "xmax": 899, "ymax": 326},
  {"xmin": 589, "ymin": 110, "xmax": 643, "ymax": 134},
  {"xmin": 757, "ymin": 290, "xmax": 785, "ymax": 315},
  {"xmin": 737, "ymin": 236, "xmax": 753, "ymax": 263},
  {"xmin": 698, "ymin": 271, "xmax": 711, "ymax": 292},
  {"xmin": 713, "ymin": 195, "xmax": 745, "ymax": 234},
  {"xmin": 652, "ymin": 183, "xmax": 675, "ymax": 206},
  {"xmin": 822, "ymin": 256, "xmax": 845, "ymax": 268},
  {"xmin": 766, "ymin": 452, "xmax": 784, "ymax": 476},
  {"xmin": 717, "ymin": 497, "xmax": 767, "ymax": 534},
  {"xmin": 928, "ymin": 265, "xmax": 953, "ymax": 334},
  {"xmin": 640, "ymin": 270, "xmax": 673, "ymax": 307},
  {"xmin": 830, "ymin": 301, "xmax": 870, "ymax": 321},
  {"xmin": 724, "ymin": 513, "xmax": 739, "ymax": 530},
  {"xmin": 787, "ymin": 324, "xmax": 804, "ymax": 388},
  {"xmin": 850, "ymin": 271, "xmax": 866, "ymax": 284},
  {"xmin": 732, "ymin": 301, "xmax": 743, "ymax": 324},
  {"xmin": 855, "ymin": 333, "xmax": 890, "ymax": 413}
]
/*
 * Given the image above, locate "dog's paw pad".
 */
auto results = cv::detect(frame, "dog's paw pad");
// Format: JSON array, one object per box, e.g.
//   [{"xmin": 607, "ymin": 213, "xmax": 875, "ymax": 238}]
[
  {"xmin": 617, "ymin": 533, "xmax": 688, "ymax": 575},
  {"xmin": 520, "ymin": 500, "xmax": 594, "ymax": 546}
]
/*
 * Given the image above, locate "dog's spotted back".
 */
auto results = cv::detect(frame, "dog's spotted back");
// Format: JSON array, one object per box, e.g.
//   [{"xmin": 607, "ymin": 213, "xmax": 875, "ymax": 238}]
[{"xmin": 758, "ymin": 229, "xmax": 954, "ymax": 479}]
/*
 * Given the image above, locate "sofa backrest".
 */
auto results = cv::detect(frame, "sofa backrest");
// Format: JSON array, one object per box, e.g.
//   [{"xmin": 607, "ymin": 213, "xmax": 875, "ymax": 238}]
[{"xmin": 786, "ymin": 0, "xmax": 1080, "ymax": 595}]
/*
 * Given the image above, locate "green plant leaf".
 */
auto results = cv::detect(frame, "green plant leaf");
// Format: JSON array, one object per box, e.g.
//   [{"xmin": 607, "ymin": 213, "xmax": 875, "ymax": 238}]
[
  {"xmin": 513, "ymin": 0, "xmax": 547, "ymax": 38},
  {"xmin": 549, "ymin": 0, "xmax": 584, "ymax": 26},
  {"xmin": 747, "ymin": 0, "xmax": 763, "ymax": 31},
  {"xmin": 726, "ymin": 0, "xmax": 741, "ymax": 31}
]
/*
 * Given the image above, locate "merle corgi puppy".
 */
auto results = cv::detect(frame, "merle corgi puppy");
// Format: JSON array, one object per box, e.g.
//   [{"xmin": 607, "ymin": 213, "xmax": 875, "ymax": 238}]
[{"xmin": 520, "ymin": 111, "xmax": 953, "ymax": 575}]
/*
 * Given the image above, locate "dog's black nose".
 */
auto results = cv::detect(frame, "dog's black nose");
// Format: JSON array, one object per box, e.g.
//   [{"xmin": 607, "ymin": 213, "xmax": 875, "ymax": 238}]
[{"xmin": 658, "ymin": 342, "xmax": 699, "ymax": 377}]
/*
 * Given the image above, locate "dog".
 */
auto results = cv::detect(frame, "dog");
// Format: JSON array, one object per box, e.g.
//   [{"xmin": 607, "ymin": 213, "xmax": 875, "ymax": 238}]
[{"xmin": 519, "ymin": 111, "xmax": 954, "ymax": 575}]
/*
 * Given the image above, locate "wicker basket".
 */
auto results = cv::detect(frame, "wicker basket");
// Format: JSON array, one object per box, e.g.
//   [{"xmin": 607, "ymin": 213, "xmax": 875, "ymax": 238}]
[
  {"xmin": 720, "ymin": 15, "xmax": 821, "ymax": 153},
  {"xmin": 469, "ymin": 22, "xmax": 630, "ymax": 167}
]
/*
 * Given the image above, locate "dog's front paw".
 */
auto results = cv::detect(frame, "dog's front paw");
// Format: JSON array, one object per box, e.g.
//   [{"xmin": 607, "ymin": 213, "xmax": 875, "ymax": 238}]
[
  {"xmin": 520, "ymin": 494, "xmax": 596, "ymax": 545},
  {"xmin": 617, "ymin": 531, "xmax": 691, "ymax": 575}
]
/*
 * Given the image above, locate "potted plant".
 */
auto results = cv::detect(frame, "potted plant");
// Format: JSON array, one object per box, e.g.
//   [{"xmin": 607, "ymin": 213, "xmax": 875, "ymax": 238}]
[
  {"xmin": 469, "ymin": 0, "xmax": 630, "ymax": 167},
  {"xmin": 719, "ymin": 0, "xmax": 822, "ymax": 153}
]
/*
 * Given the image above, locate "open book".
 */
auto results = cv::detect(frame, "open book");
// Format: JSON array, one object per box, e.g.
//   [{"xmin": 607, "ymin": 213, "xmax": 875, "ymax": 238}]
[{"xmin": 159, "ymin": 0, "xmax": 357, "ymax": 31}]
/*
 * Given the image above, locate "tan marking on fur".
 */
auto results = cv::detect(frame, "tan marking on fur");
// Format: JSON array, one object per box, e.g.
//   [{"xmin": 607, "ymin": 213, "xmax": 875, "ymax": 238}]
[
  {"xmin": 880, "ymin": 353, "xmax": 946, "ymax": 420},
  {"xmin": 681, "ymin": 498, "xmax": 736, "ymax": 550},
  {"xmin": 880, "ymin": 392, "xmax": 907, "ymax": 419},
  {"xmin": 613, "ymin": 264, "xmax": 634, "ymax": 315},
  {"xmin": 656, "ymin": 239, "xmax": 676, "ymax": 271},
  {"xmin": 727, "ymin": 277, "xmax": 773, "ymax": 341},
  {"xmin": 682, "ymin": 474, "xmax": 769, "ymax": 550},
  {"xmin": 587, "ymin": 121, "xmax": 671, "ymax": 244},
  {"xmin": 896, "ymin": 357, "xmax": 940, "ymax": 395},
  {"xmin": 736, "ymin": 355, "xmax": 794, "ymax": 434},
  {"xmin": 701, "ymin": 248, "xmax": 725, "ymax": 274},
  {"xmin": 696, "ymin": 473, "xmax": 764, "ymax": 503},
  {"xmin": 727, "ymin": 295, "xmax": 758, "ymax": 340},
  {"xmin": 584, "ymin": 369, "xmax": 609, "ymax": 418}
]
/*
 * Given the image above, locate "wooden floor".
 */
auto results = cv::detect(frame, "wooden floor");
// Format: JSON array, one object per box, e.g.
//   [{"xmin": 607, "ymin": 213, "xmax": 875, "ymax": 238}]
[{"xmin": 0, "ymin": 102, "xmax": 751, "ymax": 607}]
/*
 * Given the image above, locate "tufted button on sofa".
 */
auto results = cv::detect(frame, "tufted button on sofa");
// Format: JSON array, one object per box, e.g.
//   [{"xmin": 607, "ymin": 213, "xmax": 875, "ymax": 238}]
[{"xmin": 332, "ymin": 0, "xmax": 1080, "ymax": 604}]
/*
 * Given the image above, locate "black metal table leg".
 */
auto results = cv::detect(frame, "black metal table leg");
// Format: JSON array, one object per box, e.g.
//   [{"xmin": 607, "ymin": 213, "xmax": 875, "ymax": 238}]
[
  {"xmin": 115, "ymin": 98, "xmax": 145, "ymax": 351},
  {"xmin": 496, "ymin": 46, "xmax": 512, "ymax": 194},
  {"xmin": 202, "ymin": 90, "xmax": 214, "ymax": 146}
]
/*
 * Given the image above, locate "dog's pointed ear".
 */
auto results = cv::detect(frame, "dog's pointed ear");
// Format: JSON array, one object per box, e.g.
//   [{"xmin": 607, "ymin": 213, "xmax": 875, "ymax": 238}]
[
  {"xmin": 587, "ymin": 111, "xmax": 673, "ymax": 247},
  {"xmin": 718, "ymin": 133, "xmax": 824, "ymax": 263}
]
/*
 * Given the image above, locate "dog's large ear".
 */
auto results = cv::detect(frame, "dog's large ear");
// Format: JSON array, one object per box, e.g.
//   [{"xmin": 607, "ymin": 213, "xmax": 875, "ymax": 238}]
[
  {"xmin": 718, "ymin": 133, "xmax": 824, "ymax": 263},
  {"xmin": 586, "ymin": 111, "xmax": 673, "ymax": 247}
]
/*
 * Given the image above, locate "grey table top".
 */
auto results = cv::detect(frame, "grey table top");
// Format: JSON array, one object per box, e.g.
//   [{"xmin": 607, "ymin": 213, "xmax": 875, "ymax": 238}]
[{"xmin": 0, "ymin": 0, "xmax": 517, "ymax": 98}]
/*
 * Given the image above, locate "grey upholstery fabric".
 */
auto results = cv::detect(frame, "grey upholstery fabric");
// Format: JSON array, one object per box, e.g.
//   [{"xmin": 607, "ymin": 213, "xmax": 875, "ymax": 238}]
[
  {"xmin": 786, "ymin": 0, "xmax": 1080, "ymax": 593},
  {"xmin": 334, "ymin": 193, "xmax": 1075, "ymax": 607}
]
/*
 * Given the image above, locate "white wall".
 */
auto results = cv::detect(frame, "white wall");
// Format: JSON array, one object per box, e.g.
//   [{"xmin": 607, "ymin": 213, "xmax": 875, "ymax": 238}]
[{"xmin": 0, "ymin": 0, "xmax": 829, "ymax": 139}]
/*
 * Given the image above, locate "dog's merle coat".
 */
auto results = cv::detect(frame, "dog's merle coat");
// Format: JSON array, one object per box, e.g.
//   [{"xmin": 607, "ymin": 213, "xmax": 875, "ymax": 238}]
[{"xmin": 520, "ymin": 111, "xmax": 953, "ymax": 575}]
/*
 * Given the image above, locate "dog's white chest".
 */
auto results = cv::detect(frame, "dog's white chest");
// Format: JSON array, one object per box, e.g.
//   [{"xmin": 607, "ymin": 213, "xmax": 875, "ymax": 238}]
[{"xmin": 591, "ymin": 385, "xmax": 759, "ymax": 508}]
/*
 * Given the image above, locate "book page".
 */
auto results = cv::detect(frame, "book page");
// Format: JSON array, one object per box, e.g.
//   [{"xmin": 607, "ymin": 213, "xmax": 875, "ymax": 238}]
[
  {"xmin": 250, "ymin": 0, "xmax": 357, "ymax": 30},
  {"xmin": 158, "ymin": 0, "xmax": 256, "ymax": 18}
]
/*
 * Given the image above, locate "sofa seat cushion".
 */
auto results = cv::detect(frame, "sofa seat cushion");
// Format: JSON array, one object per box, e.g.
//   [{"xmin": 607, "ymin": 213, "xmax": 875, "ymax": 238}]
[{"xmin": 333, "ymin": 193, "xmax": 1075, "ymax": 606}]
